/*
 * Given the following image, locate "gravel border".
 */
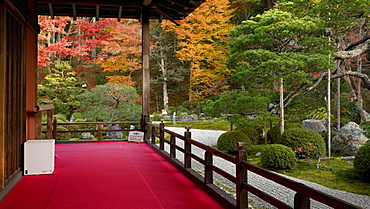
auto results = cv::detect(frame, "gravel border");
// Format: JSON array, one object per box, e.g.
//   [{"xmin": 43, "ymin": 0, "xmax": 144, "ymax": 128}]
[{"xmin": 164, "ymin": 127, "xmax": 370, "ymax": 209}]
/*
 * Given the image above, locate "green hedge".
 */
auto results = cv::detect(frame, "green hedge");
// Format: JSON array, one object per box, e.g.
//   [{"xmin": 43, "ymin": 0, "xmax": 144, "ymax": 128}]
[
  {"xmin": 267, "ymin": 123, "xmax": 302, "ymax": 144},
  {"xmin": 217, "ymin": 131, "xmax": 251, "ymax": 154},
  {"xmin": 261, "ymin": 144, "xmax": 297, "ymax": 169},
  {"xmin": 280, "ymin": 128, "xmax": 326, "ymax": 159},
  {"xmin": 354, "ymin": 141, "xmax": 370, "ymax": 182}
]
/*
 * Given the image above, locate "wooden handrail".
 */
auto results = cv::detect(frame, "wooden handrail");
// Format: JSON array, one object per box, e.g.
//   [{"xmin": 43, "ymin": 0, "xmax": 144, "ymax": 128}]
[
  {"xmin": 144, "ymin": 121, "xmax": 361, "ymax": 209},
  {"xmin": 42, "ymin": 119, "xmax": 140, "ymax": 141}
]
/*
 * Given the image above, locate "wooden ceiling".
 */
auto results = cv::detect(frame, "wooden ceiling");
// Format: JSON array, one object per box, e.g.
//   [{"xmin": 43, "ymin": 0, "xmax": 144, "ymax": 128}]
[{"xmin": 37, "ymin": 0, "xmax": 206, "ymax": 21}]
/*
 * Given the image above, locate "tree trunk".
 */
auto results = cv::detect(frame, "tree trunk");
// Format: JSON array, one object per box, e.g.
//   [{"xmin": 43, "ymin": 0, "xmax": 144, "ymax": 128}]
[{"xmin": 159, "ymin": 54, "xmax": 169, "ymax": 112}]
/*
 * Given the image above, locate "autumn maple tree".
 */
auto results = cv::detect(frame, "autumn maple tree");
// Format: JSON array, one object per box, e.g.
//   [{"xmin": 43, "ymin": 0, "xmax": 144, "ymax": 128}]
[
  {"xmin": 170, "ymin": 0, "xmax": 236, "ymax": 101},
  {"xmin": 38, "ymin": 16, "xmax": 113, "ymax": 73},
  {"xmin": 96, "ymin": 20, "xmax": 142, "ymax": 86}
]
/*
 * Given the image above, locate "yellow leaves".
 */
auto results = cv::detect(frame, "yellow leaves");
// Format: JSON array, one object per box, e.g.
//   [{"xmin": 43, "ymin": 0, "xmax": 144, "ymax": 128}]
[{"xmin": 106, "ymin": 75, "xmax": 135, "ymax": 87}]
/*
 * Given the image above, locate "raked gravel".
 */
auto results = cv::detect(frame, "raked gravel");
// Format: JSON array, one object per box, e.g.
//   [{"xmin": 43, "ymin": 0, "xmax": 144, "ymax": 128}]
[{"xmin": 163, "ymin": 127, "xmax": 370, "ymax": 209}]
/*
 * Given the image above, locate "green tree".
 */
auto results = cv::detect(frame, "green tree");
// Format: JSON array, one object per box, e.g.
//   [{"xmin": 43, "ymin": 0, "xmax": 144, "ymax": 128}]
[
  {"xmin": 228, "ymin": 9, "xmax": 335, "ymax": 109},
  {"xmin": 203, "ymin": 90, "xmax": 274, "ymax": 134},
  {"xmin": 38, "ymin": 62, "xmax": 86, "ymax": 118},
  {"xmin": 80, "ymin": 84, "xmax": 141, "ymax": 121}
]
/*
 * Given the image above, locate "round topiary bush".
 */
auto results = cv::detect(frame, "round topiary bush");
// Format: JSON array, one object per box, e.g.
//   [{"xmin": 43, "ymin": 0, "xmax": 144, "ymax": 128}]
[
  {"xmin": 354, "ymin": 141, "xmax": 370, "ymax": 182},
  {"xmin": 261, "ymin": 144, "xmax": 297, "ymax": 169},
  {"xmin": 236, "ymin": 128, "xmax": 260, "ymax": 145},
  {"xmin": 217, "ymin": 131, "xmax": 251, "ymax": 154},
  {"xmin": 280, "ymin": 128, "xmax": 326, "ymax": 159},
  {"xmin": 267, "ymin": 123, "xmax": 302, "ymax": 144}
]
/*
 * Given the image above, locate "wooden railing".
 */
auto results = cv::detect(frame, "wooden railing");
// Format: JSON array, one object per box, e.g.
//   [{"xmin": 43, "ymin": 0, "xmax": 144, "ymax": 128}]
[
  {"xmin": 144, "ymin": 121, "xmax": 361, "ymax": 209},
  {"xmin": 42, "ymin": 117, "xmax": 141, "ymax": 141}
]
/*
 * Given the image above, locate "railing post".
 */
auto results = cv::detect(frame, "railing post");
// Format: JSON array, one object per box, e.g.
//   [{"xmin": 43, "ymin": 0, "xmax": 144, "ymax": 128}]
[
  {"xmin": 53, "ymin": 116, "xmax": 57, "ymax": 140},
  {"xmin": 97, "ymin": 123, "xmax": 102, "ymax": 141},
  {"xmin": 46, "ymin": 109, "xmax": 53, "ymax": 139},
  {"xmin": 151, "ymin": 126, "xmax": 156, "ymax": 144},
  {"xmin": 184, "ymin": 126, "xmax": 191, "ymax": 169},
  {"xmin": 141, "ymin": 115, "xmax": 149, "ymax": 140},
  {"xmin": 204, "ymin": 151, "xmax": 213, "ymax": 184},
  {"xmin": 294, "ymin": 192, "xmax": 310, "ymax": 209},
  {"xmin": 236, "ymin": 142, "xmax": 248, "ymax": 209},
  {"xmin": 159, "ymin": 120, "xmax": 164, "ymax": 150},
  {"xmin": 170, "ymin": 135, "xmax": 176, "ymax": 158}
]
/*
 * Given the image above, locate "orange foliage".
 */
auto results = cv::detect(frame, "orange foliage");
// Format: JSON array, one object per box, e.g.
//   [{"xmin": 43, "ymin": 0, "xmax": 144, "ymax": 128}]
[
  {"xmin": 96, "ymin": 20, "xmax": 142, "ymax": 86},
  {"xmin": 165, "ymin": 0, "xmax": 236, "ymax": 101}
]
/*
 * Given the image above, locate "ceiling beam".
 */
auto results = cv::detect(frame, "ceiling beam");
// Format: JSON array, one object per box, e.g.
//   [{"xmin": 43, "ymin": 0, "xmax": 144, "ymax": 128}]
[
  {"xmin": 48, "ymin": 3, "xmax": 54, "ymax": 19},
  {"xmin": 153, "ymin": 6, "xmax": 179, "ymax": 26},
  {"xmin": 158, "ymin": 3, "xmax": 185, "ymax": 16},
  {"xmin": 38, "ymin": 0, "xmax": 142, "ymax": 7},
  {"xmin": 72, "ymin": 4, "xmax": 77, "ymax": 20},
  {"xmin": 143, "ymin": 0, "xmax": 152, "ymax": 6},
  {"xmin": 96, "ymin": 5, "xmax": 99, "ymax": 20},
  {"xmin": 117, "ymin": 6, "xmax": 122, "ymax": 22}
]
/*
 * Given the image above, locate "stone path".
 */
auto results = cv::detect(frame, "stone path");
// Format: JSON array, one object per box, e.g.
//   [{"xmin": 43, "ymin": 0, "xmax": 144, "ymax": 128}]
[{"xmin": 164, "ymin": 127, "xmax": 370, "ymax": 209}]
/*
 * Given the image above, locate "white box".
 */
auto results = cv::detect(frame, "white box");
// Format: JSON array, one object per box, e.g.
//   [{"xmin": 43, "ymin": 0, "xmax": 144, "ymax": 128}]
[
  {"xmin": 24, "ymin": 139, "xmax": 55, "ymax": 175},
  {"xmin": 128, "ymin": 131, "xmax": 144, "ymax": 143}
]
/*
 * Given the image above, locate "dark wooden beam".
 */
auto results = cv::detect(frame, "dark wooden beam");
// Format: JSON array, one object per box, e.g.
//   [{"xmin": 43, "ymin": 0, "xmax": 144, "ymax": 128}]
[
  {"xmin": 117, "ymin": 6, "xmax": 122, "ymax": 22},
  {"xmin": 143, "ymin": 0, "xmax": 152, "ymax": 6},
  {"xmin": 96, "ymin": 5, "xmax": 99, "ymax": 20},
  {"xmin": 39, "ymin": 0, "xmax": 142, "ymax": 7},
  {"xmin": 153, "ymin": 6, "xmax": 180, "ymax": 26},
  {"xmin": 72, "ymin": 4, "xmax": 77, "ymax": 20},
  {"xmin": 48, "ymin": 3, "xmax": 54, "ymax": 19}
]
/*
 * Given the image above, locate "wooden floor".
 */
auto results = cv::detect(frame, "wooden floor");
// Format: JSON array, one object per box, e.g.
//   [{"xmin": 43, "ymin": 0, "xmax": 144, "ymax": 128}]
[{"xmin": 0, "ymin": 142, "xmax": 225, "ymax": 209}]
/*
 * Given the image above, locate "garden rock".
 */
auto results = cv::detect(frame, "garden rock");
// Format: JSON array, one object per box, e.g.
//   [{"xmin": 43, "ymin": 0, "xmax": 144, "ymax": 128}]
[
  {"xmin": 302, "ymin": 119, "xmax": 327, "ymax": 133},
  {"xmin": 178, "ymin": 112, "xmax": 190, "ymax": 121},
  {"xmin": 163, "ymin": 115, "xmax": 172, "ymax": 121},
  {"xmin": 331, "ymin": 122, "xmax": 369, "ymax": 156},
  {"xmin": 82, "ymin": 132, "xmax": 94, "ymax": 139},
  {"xmin": 359, "ymin": 107, "xmax": 370, "ymax": 123},
  {"xmin": 107, "ymin": 125, "xmax": 123, "ymax": 139}
]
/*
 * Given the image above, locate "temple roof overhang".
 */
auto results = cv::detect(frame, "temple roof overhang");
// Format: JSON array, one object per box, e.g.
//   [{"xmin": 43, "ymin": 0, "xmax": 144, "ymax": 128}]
[{"xmin": 37, "ymin": 0, "xmax": 205, "ymax": 21}]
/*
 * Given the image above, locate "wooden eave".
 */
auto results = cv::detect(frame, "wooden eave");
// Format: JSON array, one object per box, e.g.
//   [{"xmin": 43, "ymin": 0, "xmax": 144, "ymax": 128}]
[{"xmin": 37, "ymin": 0, "xmax": 206, "ymax": 20}]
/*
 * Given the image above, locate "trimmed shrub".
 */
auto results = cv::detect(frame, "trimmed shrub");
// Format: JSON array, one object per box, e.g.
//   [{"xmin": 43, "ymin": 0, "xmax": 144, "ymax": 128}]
[
  {"xmin": 152, "ymin": 114, "xmax": 163, "ymax": 121},
  {"xmin": 72, "ymin": 112, "xmax": 83, "ymax": 120},
  {"xmin": 65, "ymin": 125, "xmax": 80, "ymax": 139},
  {"xmin": 57, "ymin": 126, "xmax": 72, "ymax": 140},
  {"xmin": 261, "ymin": 144, "xmax": 297, "ymax": 169},
  {"xmin": 267, "ymin": 123, "xmax": 302, "ymax": 144},
  {"xmin": 280, "ymin": 128, "xmax": 326, "ymax": 159},
  {"xmin": 217, "ymin": 131, "xmax": 251, "ymax": 154},
  {"xmin": 354, "ymin": 141, "xmax": 370, "ymax": 182},
  {"xmin": 54, "ymin": 114, "xmax": 68, "ymax": 122},
  {"xmin": 360, "ymin": 121, "xmax": 370, "ymax": 138},
  {"xmin": 236, "ymin": 128, "xmax": 260, "ymax": 145}
]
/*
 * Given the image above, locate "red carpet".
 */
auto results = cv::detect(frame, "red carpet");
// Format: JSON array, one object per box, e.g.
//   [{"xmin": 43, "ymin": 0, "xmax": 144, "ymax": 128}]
[{"xmin": 0, "ymin": 142, "xmax": 224, "ymax": 209}]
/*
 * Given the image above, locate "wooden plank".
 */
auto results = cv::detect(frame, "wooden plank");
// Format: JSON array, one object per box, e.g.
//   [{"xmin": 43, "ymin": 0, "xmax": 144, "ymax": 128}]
[{"xmin": 0, "ymin": 3, "xmax": 7, "ymax": 190}]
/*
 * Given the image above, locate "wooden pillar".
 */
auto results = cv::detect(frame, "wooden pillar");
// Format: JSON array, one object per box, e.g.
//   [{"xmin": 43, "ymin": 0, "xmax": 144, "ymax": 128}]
[{"xmin": 141, "ymin": 6, "xmax": 150, "ymax": 122}]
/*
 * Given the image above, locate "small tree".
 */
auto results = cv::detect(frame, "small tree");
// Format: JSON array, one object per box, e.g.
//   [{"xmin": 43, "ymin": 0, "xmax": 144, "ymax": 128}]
[
  {"xmin": 80, "ymin": 84, "xmax": 141, "ymax": 121},
  {"xmin": 38, "ymin": 62, "xmax": 86, "ymax": 118}
]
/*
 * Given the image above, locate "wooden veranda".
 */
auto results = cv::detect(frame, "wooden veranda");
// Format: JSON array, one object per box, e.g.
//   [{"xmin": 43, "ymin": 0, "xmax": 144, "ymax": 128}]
[{"xmin": 0, "ymin": 0, "xmax": 205, "ymax": 201}]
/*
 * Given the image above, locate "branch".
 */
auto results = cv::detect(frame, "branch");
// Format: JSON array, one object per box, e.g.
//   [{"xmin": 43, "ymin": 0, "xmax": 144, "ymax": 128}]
[
  {"xmin": 344, "ymin": 35, "xmax": 370, "ymax": 51},
  {"xmin": 269, "ymin": 69, "xmax": 370, "ymax": 111},
  {"xmin": 331, "ymin": 71, "xmax": 370, "ymax": 89},
  {"xmin": 334, "ymin": 44, "xmax": 369, "ymax": 59}
]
